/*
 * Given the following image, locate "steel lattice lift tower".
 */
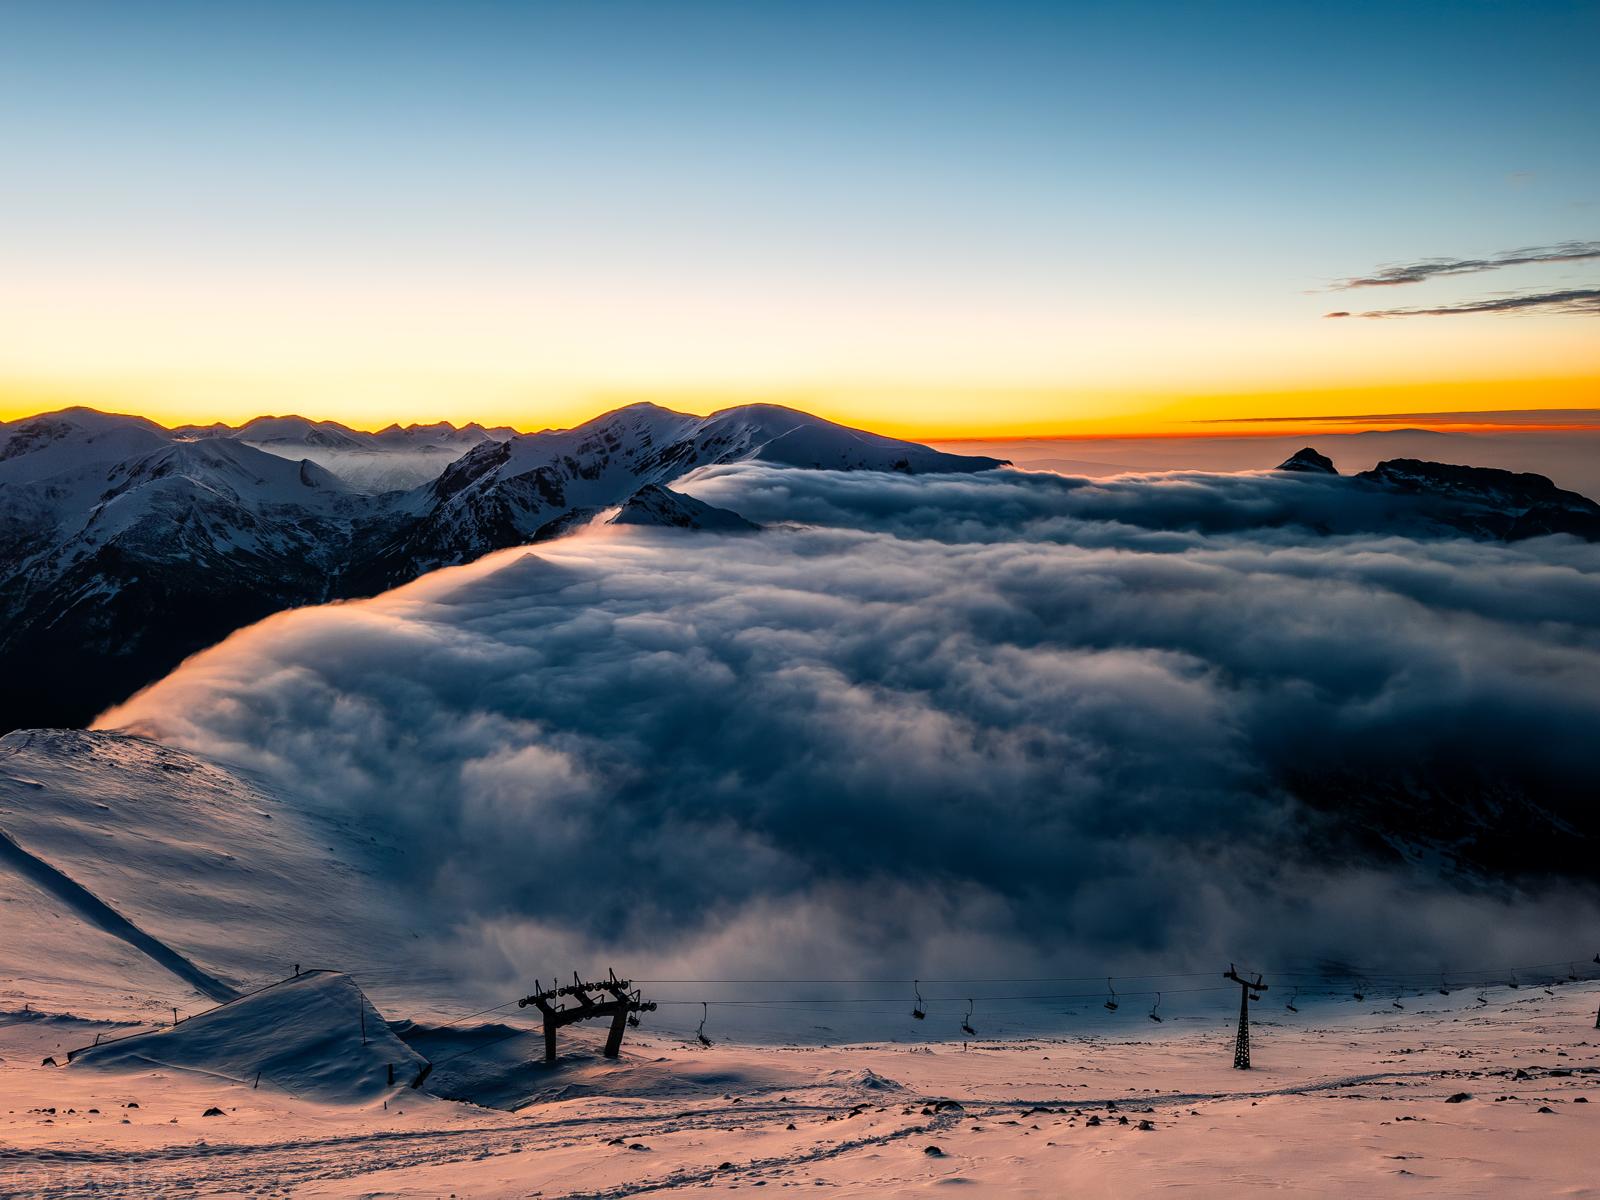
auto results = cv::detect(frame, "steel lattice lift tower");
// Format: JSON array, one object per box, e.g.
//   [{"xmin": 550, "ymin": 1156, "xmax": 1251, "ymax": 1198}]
[{"xmin": 1224, "ymin": 964, "xmax": 1267, "ymax": 1069}]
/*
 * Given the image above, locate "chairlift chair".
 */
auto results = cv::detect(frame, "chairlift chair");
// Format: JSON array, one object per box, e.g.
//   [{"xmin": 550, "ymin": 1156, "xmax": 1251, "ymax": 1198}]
[
  {"xmin": 961, "ymin": 999, "xmax": 977, "ymax": 1038},
  {"xmin": 1148, "ymin": 992, "xmax": 1163, "ymax": 1022},
  {"xmin": 911, "ymin": 980, "xmax": 926, "ymax": 1021},
  {"xmin": 1103, "ymin": 978, "xmax": 1119, "ymax": 1013},
  {"xmin": 696, "ymin": 1002, "xmax": 712, "ymax": 1048}
]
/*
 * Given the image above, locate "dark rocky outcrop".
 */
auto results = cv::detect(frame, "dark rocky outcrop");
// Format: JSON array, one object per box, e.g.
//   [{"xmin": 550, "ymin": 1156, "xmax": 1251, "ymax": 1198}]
[{"xmin": 1277, "ymin": 447, "xmax": 1338, "ymax": 474}]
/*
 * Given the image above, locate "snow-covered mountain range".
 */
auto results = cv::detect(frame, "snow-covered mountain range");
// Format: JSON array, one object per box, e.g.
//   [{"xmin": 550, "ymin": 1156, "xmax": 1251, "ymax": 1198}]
[
  {"xmin": 0, "ymin": 403, "xmax": 1003, "ymax": 730},
  {"xmin": 5, "ymin": 403, "xmax": 1599, "ymax": 735},
  {"xmin": 178, "ymin": 414, "xmax": 519, "ymax": 492},
  {"xmin": 348, "ymin": 401, "xmax": 1003, "ymax": 588}
]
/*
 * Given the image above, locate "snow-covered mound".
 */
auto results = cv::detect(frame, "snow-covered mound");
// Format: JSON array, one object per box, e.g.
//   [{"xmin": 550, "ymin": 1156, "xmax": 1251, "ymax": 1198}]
[{"xmin": 68, "ymin": 970, "xmax": 427, "ymax": 1104}]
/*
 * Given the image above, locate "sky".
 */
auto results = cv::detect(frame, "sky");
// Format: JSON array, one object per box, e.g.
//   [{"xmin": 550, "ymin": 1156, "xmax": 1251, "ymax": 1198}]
[{"xmin": 1, "ymin": 0, "xmax": 1597, "ymax": 436}]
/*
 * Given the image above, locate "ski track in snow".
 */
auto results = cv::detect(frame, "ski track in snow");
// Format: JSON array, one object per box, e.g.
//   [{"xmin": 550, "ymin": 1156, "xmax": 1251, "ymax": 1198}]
[{"xmin": 5, "ymin": 1063, "xmax": 1589, "ymax": 1198}]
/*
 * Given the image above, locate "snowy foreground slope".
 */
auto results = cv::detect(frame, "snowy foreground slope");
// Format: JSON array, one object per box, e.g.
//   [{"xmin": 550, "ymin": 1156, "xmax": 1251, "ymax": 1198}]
[
  {"xmin": 0, "ymin": 730, "xmax": 429, "ymax": 1022},
  {"xmin": 2, "ymin": 975, "xmax": 1597, "ymax": 1197}
]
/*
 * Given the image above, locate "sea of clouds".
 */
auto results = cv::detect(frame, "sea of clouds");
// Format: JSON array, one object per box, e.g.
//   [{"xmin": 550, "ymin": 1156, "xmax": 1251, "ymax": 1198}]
[{"xmin": 98, "ymin": 465, "xmax": 1600, "ymax": 1017}]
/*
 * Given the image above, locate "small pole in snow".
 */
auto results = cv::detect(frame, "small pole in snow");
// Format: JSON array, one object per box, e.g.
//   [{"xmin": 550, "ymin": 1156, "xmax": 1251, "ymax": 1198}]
[
  {"xmin": 254, "ymin": 1070, "xmax": 261, "ymax": 1089},
  {"xmin": 172, "ymin": 1008, "xmax": 178, "ymax": 1027},
  {"xmin": 294, "ymin": 963, "xmax": 300, "ymax": 977},
  {"xmin": 388, "ymin": 1063, "xmax": 395, "ymax": 1086},
  {"xmin": 360, "ymin": 1002, "xmax": 367, "ymax": 1045}
]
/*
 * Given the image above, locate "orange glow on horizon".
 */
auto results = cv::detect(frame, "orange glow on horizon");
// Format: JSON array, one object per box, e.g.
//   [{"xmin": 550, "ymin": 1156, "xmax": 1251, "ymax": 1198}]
[{"xmin": 1, "ymin": 373, "xmax": 1596, "ymax": 441}]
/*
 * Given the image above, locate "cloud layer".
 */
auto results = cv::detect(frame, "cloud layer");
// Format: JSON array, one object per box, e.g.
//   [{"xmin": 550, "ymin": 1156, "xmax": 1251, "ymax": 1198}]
[{"xmin": 98, "ymin": 466, "xmax": 1600, "ymax": 1004}]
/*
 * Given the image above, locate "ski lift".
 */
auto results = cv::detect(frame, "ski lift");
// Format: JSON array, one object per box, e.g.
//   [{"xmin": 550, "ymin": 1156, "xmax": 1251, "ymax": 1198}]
[
  {"xmin": 1438, "ymin": 972, "xmax": 1450, "ymax": 996},
  {"xmin": 1148, "ymin": 992, "xmax": 1163, "ymax": 1022},
  {"xmin": 961, "ymin": 999, "xmax": 977, "ymax": 1038},
  {"xmin": 1285, "ymin": 988, "xmax": 1299, "ymax": 1014},
  {"xmin": 911, "ymin": 980, "xmax": 926, "ymax": 1021},
  {"xmin": 1103, "ymin": 978, "xmax": 1119, "ymax": 1013},
  {"xmin": 696, "ymin": 1002, "xmax": 712, "ymax": 1048},
  {"xmin": 1475, "ymin": 993, "xmax": 1488, "ymax": 1007},
  {"xmin": 628, "ymin": 989, "xmax": 643, "ymax": 1028},
  {"xmin": 1249, "ymin": 989, "xmax": 1262, "ymax": 1002},
  {"xmin": 1352, "ymin": 977, "xmax": 1366, "ymax": 1002},
  {"xmin": 1392, "ymin": 990, "xmax": 1404, "ymax": 1010},
  {"xmin": 1509, "ymin": 970, "xmax": 1519, "ymax": 990}
]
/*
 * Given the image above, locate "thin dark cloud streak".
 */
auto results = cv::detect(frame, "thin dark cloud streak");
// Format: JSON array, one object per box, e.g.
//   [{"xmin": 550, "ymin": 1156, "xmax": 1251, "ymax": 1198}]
[
  {"xmin": 1331, "ymin": 241, "xmax": 1600, "ymax": 289},
  {"xmin": 1324, "ymin": 288, "xmax": 1600, "ymax": 319},
  {"xmin": 1197, "ymin": 409, "xmax": 1600, "ymax": 427}
]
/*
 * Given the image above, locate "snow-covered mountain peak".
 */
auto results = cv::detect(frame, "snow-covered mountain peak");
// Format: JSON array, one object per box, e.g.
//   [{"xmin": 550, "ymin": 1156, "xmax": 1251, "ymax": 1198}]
[
  {"xmin": 103, "ymin": 438, "xmax": 355, "ymax": 506},
  {"xmin": 0, "ymin": 408, "xmax": 172, "ymax": 485}
]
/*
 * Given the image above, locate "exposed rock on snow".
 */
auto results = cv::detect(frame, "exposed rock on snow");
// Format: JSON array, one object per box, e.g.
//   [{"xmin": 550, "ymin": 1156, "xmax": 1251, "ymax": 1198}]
[
  {"xmin": 1355, "ymin": 458, "xmax": 1600, "ymax": 540},
  {"xmin": 607, "ymin": 484, "xmax": 760, "ymax": 531},
  {"xmin": 1276, "ymin": 447, "xmax": 1338, "ymax": 474}
]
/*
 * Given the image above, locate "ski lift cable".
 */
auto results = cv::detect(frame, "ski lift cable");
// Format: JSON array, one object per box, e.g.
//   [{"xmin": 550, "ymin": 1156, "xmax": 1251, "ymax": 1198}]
[
  {"xmin": 634, "ymin": 957, "xmax": 1594, "ymax": 987},
  {"xmin": 425, "ymin": 954, "xmax": 1598, "ymax": 1038}
]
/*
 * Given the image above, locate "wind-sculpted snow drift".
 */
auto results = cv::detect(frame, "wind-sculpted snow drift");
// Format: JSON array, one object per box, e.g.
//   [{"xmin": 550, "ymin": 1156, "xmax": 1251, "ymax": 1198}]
[{"xmin": 95, "ymin": 462, "xmax": 1600, "ymax": 994}]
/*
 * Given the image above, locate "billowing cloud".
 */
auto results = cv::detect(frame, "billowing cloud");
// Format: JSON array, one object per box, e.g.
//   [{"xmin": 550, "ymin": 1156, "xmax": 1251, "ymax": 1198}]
[
  {"xmin": 1326, "ymin": 288, "xmax": 1600, "ymax": 319},
  {"xmin": 97, "ymin": 465, "xmax": 1600, "ymax": 1015},
  {"xmin": 1331, "ymin": 241, "xmax": 1600, "ymax": 289}
]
